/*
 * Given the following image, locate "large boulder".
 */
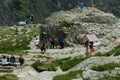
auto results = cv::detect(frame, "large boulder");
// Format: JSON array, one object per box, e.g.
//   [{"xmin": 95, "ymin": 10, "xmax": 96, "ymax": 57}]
[
  {"xmin": 41, "ymin": 7, "xmax": 119, "ymax": 47},
  {"xmin": 46, "ymin": 7, "xmax": 118, "ymax": 25}
]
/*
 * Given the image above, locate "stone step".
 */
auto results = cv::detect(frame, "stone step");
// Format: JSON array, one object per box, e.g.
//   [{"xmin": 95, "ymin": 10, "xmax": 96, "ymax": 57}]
[
  {"xmin": 0, "ymin": 68, "xmax": 13, "ymax": 72},
  {"xmin": 0, "ymin": 66, "xmax": 15, "ymax": 69}
]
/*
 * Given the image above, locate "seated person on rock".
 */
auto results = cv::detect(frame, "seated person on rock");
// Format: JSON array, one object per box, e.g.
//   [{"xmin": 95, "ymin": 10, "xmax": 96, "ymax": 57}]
[
  {"xmin": 10, "ymin": 55, "xmax": 16, "ymax": 63},
  {"xmin": 1, "ymin": 55, "xmax": 9, "ymax": 66},
  {"xmin": 19, "ymin": 55, "xmax": 24, "ymax": 65},
  {"xmin": 9, "ymin": 54, "xmax": 18, "ymax": 67}
]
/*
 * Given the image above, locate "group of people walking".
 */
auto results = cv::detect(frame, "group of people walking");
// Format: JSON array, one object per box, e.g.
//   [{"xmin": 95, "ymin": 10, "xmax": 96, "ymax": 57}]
[
  {"xmin": 34, "ymin": 32, "xmax": 65, "ymax": 54},
  {"xmin": 1, "ymin": 55, "xmax": 24, "ymax": 66},
  {"xmin": 40, "ymin": 34, "xmax": 64, "ymax": 54}
]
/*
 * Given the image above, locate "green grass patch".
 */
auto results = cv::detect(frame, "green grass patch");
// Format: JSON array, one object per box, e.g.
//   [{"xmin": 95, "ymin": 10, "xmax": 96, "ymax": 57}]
[
  {"xmin": 92, "ymin": 62, "xmax": 120, "ymax": 71},
  {"xmin": 32, "ymin": 56, "xmax": 87, "ymax": 72},
  {"xmin": 59, "ymin": 21, "xmax": 74, "ymax": 27},
  {"xmin": 31, "ymin": 61, "xmax": 57, "ymax": 72},
  {"xmin": 98, "ymin": 76, "xmax": 120, "ymax": 80},
  {"xmin": 106, "ymin": 45, "xmax": 120, "ymax": 56},
  {"xmin": 53, "ymin": 70, "xmax": 83, "ymax": 80},
  {"xmin": 0, "ymin": 74, "xmax": 19, "ymax": 80},
  {"xmin": 93, "ymin": 52, "xmax": 105, "ymax": 56},
  {"xmin": 94, "ymin": 45, "xmax": 120, "ymax": 57},
  {"xmin": 0, "ymin": 26, "xmax": 39, "ymax": 54},
  {"xmin": 53, "ymin": 56, "xmax": 87, "ymax": 71}
]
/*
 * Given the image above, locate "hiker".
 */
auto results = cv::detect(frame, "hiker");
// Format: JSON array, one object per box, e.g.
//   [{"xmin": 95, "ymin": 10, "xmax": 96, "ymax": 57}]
[
  {"xmin": 1, "ymin": 55, "xmax": 9, "ymax": 66},
  {"xmin": 19, "ymin": 55, "xmax": 24, "ymax": 65},
  {"xmin": 89, "ymin": 42, "xmax": 94, "ymax": 53},
  {"xmin": 29, "ymin": 14, "xmax": 33, "ymax": 23},
  {"xmin": 58, "ymin": 34, "xmax": 64, "ymax": 49},
  {"xmin": 85, "ymin": 40, "xmax": 89, "ymax": 56},
  {"xmin": 79, "ymin": 3, "xmax": 85, "ymax": 9},
  {"xmin": 34, "ymin": 38, "xmax": 39, "ymax": 49},
  {"xmin": 10, "ymin": 55, "xmax": 16, "ymax": 63},
  {"xmin": 40, "ymin": 32, "xmax": 47, "ymax": 43},
  {"xmin": 50, "ymin": 36, "xmax": 55, "ymax": 49},
  {"xmin": 40, "ymin": 42, "xmax": 46, "ymax": 54}
]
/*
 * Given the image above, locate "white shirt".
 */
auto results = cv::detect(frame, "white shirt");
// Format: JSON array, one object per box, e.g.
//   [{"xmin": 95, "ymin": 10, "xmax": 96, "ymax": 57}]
[
  {"xmin": 2, "ymin": 58, "xmax": 8, "ymax": 65},
  {"xmin": 34, "ymin": 39, "xmax": 39, "ymax": 45}
]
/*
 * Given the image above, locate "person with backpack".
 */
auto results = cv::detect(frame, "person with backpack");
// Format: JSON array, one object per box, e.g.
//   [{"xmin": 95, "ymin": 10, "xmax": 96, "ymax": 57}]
[{"xmin": 50, "ymin": 36, "xmax": 55, "ymax": 49}]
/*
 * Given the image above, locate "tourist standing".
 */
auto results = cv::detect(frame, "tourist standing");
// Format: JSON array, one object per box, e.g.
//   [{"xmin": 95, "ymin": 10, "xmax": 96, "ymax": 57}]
[
  {"xmin": 50, "ymin": 36, "xmax": 55, "ymax": 49},
  {"xmin": 58, "ymin": 34, "xmax": 64, "ymax": 49},
  {"xmin": 40, "ymin": 42, "xmax": 46, "ymax": 54}
]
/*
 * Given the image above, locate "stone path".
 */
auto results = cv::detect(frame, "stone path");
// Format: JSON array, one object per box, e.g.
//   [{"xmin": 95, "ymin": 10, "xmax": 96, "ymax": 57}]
[{"xmin": 27, "ymin": 35, "xmax": 86, "ymax": 60}]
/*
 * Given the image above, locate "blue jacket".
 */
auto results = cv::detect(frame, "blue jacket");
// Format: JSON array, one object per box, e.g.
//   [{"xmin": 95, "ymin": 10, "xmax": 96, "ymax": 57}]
[
  {"xmin": 58, "ymin": 35, "xmax": 63, "ymax": 42},
  {"xmin": 10, "ymin": 56, "xmax": 16, "ymax": 63},
  {"xmin": 79, "ymin": 3, "xmax": 85, "ymax": 9}
]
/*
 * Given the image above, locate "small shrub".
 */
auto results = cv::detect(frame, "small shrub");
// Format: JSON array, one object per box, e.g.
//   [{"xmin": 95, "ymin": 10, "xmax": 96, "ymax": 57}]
[
  {"xmin": 59, "ymin": 21, "xmax": 74, "ymax": 27},
  {"xmin": 31, "ymin": 61, "xmax": 57, "ymax": 72},
  {"xmin": 92, "ymin": 62, "xmax": 120, "ymax": 71}
]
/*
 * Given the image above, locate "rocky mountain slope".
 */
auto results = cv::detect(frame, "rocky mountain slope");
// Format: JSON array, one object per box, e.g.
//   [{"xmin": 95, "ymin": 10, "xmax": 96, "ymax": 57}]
[
  {"xmin": 0, "ymin": 11, "xmax": 120, "ymax": 80},
  {"xmin": 0, "ymin": 0, "xmax": 120, "ymax": 25},
  {"xmin": 0, "ymin": 1, "xmax": 120, "ymax": 80},
  {"xmin": 42, "ymin": 7, "xmax": 120, "ymax": 49}
]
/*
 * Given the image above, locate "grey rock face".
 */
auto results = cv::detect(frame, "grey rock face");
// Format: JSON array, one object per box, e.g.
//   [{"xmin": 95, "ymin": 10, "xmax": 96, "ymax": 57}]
[
  {"xmin": 83, "ymin": 69, "xmax": 113, "ymax": 80},
  {"xmin": 42, "ymin": 7, "xmax": 119, "ymax": 47},
  {"xmin": 46, "ymin": 7, "xmax": 118, "ymax": 25},
  {"xmin": 0, "ymin": 0, "xmax": 120, "ymax": 25}
]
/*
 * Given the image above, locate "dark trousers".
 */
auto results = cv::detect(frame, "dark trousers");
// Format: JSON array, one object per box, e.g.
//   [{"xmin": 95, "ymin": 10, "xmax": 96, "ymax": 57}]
[{"xmin": 50, "ymin": 42, "xmax": 54, "ymax": 49}]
